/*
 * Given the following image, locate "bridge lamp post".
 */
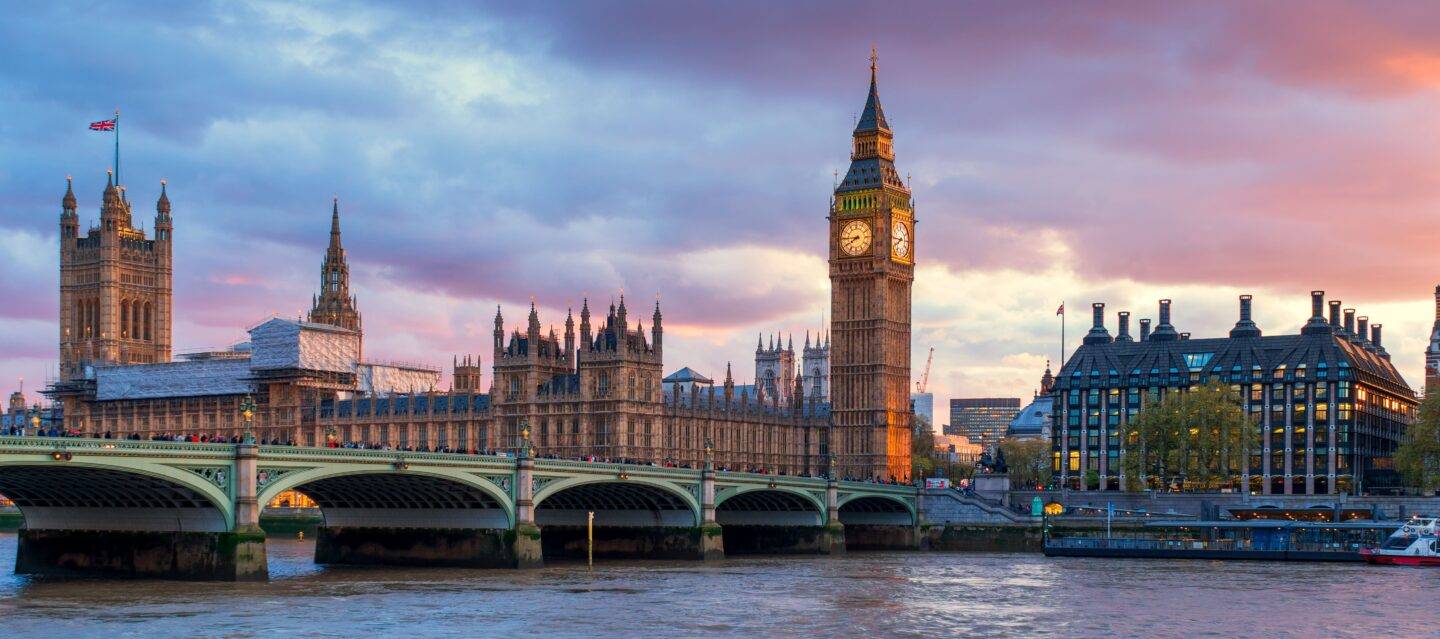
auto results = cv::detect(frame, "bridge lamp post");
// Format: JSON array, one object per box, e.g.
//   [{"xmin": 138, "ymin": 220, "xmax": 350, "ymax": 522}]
[
  {"xmin": 703, "ymin": 437, "xmax": 714, "ymax": 471},
  {"xmin": 518, "ymin": 424, "xmax": 531, "ymax": 459},
  {"xmin": 239, "ymin": 395, "xmax": 257, "ymax": 445},
  {"xmin": 30, "ymin": 405, "xmax": 41, "ymax": 435}
]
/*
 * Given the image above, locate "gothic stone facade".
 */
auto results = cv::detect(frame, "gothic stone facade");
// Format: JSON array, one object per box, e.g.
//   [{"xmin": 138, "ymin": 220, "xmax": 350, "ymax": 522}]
[{"xmin": 59, "ymin": 174, "xmax": 173, "ymax": 378}]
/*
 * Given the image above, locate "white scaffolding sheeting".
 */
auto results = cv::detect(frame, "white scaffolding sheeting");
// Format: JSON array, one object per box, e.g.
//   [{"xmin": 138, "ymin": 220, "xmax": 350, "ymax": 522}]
[
  {"xmin": 357, "ymin": 364, "xmax": 440, "ymax": 395},
  {"xmin": 248, "ymin": 318, "xmax": 358, "ymax": 372},
  {"xmin": 95, "ymin": 358, "xmax": 253, "ymax": 400}
]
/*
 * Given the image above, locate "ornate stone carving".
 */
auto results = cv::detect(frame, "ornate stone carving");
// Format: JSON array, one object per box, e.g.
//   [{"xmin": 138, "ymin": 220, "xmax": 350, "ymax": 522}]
[
  {"xmin": 479, "ymin": 474, "xmax": 513, "ymax": 496},
  {"xmin": 188, "ymin": 466, "xmax": 229, "ymax": 493},
  {"xmin": 256, "ymin": 467, "xmax": 300, "ymax": 492}
]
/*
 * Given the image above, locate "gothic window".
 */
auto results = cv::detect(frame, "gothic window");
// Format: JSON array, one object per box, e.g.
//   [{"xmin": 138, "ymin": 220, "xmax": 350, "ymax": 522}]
[
  {"xmin": 143, "ymin": 302, "xmax": 152, "ymax": 341},
  {"xmin": 598, "ymin": 372, "xmax": 609, "ymax": 397},
  {"xmin": 131, "ymin": 301, "xmax": 141, "ymax": 340},
  {"xmin": 120, "ymin": 301, "xmax": 130, "ymax": 338},
  {"xmin": 629, "ymin": 374, "xmax": 636, "ymax": 399}
]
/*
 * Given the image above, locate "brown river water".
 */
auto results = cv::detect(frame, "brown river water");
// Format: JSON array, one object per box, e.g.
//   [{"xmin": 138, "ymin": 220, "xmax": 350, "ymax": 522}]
[{"xmin": 0, "ymin": 533, "xmax": 1434, "ymax": 638}]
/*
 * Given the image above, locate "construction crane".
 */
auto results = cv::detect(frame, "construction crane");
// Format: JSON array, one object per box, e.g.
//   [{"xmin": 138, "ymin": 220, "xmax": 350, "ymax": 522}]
[{"xmin": 915, "ymin": 347, "xmax": 934, "ymax": 394}]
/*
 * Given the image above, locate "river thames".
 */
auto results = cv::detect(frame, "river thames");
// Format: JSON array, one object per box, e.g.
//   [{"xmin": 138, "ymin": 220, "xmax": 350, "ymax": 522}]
[{"xmin": 0, "ymin": 533, "xmax": 1432, "ymax": 638}]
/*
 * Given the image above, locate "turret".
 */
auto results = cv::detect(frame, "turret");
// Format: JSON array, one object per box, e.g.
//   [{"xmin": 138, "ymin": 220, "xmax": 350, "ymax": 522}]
[
  {"xmin": 527, "ymin": 299, "xmax": 541, "ymax": 358},
  {"xmin": 60, "ymin": 176, "xmax": 78, "ymax": 239},
  {"xmin": 579, "ymin": 298, "xmax": 592, "ymax": 350},
  {"xmin": 493, "ymin": 306, "xmax": 505, "ymax": 358},
  {"xmin": 154, "ymin": 179, "xmax": 172, "ymax": 243},
  {"xmin": 100, "ymin": 170, "xmax": 125, "ymax": 232},
  {"xmin": 651, "ymin": 299, "xmax": 663, "ymax": 356},
  {"xmin": 564, "ymin": 308, "xmax": 576, "ymax": 361}
]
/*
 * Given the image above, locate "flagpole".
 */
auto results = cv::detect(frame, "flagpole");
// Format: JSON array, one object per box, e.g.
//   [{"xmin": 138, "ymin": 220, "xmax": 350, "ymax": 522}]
[{"xmin": 113, "ymin": 108, "xmax": 120, "ymax": 186}]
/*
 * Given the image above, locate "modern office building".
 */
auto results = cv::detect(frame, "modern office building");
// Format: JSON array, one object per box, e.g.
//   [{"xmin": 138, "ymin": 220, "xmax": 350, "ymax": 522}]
[
  {"xmin": 947, "ymin": 397, "xmax": 1021, "ymax": 447},
  {"xmin": 1051, "ymin": 293, "xmax": 1417, "ymax": 495}
]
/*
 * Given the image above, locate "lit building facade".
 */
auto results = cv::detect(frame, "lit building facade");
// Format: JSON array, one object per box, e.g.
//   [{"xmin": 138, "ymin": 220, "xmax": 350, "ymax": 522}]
[{"xmin": 1051, "ymin": 293, "xmax": 1417, "ymax": 495}]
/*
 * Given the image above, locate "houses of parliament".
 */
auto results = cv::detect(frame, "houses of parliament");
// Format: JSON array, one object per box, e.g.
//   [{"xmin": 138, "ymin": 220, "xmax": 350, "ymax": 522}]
[{"xmin": 43, "ymin": 56, "xmax": 917, "ymax": 481}]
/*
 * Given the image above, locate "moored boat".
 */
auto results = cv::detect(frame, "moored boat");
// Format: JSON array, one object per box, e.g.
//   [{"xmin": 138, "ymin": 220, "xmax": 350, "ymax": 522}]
[{"xmin": 1360, "ymin": 517, "xmax": 1440, "ymax": 566}]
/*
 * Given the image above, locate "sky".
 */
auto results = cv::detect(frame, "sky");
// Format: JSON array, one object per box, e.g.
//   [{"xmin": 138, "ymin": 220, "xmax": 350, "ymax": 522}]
[{"xmin": 3, "ymin": 1, "xmax": 1440, "ymax": 429}]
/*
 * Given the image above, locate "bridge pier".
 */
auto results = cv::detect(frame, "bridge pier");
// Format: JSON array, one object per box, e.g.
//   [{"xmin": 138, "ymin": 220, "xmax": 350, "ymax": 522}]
[
  {"xmin": 699, "ymin": 462, "xmax": 724, "ymax": 560},
  {"xmin": 513, "ymin": 455, "xmax": 544, "ymax": 568},
  {"xmin": 15, "ymin": 529, "xmax": 267, "ymax": 581}
]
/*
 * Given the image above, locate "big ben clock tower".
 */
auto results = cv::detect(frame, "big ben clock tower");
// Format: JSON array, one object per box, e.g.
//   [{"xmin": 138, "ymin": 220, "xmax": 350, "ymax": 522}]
[{"xmin": 829, "ymin": 49, "xmax": 914, "ymax": 481}]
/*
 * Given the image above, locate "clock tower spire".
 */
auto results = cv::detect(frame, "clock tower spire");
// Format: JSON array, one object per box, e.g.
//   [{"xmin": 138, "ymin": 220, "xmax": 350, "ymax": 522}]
[{"xmin": 828, "ymin": 48, "xmax": 914, "ymax": 482}]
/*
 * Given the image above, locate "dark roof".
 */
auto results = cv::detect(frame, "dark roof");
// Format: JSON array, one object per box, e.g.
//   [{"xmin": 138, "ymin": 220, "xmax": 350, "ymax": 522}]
[
  {"xmin": 836, "ymin": 157, "xmax": 906, "ymax": 193},
  {"xmin": 663, "ymin": 367, "xmax": 712, "ymax": 384},
  {"xmin": 1055, "ymin": 331, "xmax": 1413, "ymax": 398},
  {"xmin": 855, "ymin": 71, "xmax": 888, "ymax": 133}
]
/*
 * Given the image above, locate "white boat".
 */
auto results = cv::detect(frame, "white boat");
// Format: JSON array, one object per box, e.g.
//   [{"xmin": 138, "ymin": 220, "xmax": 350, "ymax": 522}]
[{"xmin": 1360, "ymin": 517, "xmax": 1440, "ymax": 566}]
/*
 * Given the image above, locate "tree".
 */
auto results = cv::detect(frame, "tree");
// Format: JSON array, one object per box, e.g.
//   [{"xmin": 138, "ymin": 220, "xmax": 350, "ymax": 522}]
[
  {"xmin": 1120, "ymin": 380, "xmax": 1256, "ymax": 492},
  {"xmin": 911, "ymin": 423, "xmax": 936, "ymax": 479},
  {"xmin": 1396, "ymin": 392, "xmax": 1440, "ymax": 494},
  {"xmin": 999, "ymin": 438, "xmax": 1052, "ymax": 489}
]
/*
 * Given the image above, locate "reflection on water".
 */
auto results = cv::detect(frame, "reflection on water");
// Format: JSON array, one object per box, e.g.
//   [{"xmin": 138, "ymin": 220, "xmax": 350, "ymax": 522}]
[{"xmin": 0, "ymin": 533, "xmax": 1433, "ymax": 638}]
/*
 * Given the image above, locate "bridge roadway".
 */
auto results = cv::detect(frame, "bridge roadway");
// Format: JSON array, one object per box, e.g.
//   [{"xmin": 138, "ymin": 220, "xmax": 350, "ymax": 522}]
[{"xmin": 0, "ymin": 436, "xmax": 920, "ymax": 580}]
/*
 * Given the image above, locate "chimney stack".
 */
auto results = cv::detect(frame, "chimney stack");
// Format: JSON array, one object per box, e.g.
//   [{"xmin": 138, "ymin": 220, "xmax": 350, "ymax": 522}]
[
  {"xmin": 1139, "ymin": 318, "xmax": 1152, "ymax": 342},
  {"xmin": 1115, "ymin": 311, "xmax": 1133, "ymax": 342},
  {"xmin": 1150, "ymin": 299, "xmax": 1178, "ymax": 341},
  {"xmin": 1230, "ymin": 294, "xmax": 1261, "ymax": 338},
  {"xmin": 1356, "ymin": 316, "xmax": 1370, "ymax": 346},
  {"xmin": 1344, "ymin": 308, "xmax": 1356, "ymax": 337},
  {"xmin": 1302, "ymin": 290, "xmax": 1332, "ymax": 335},
  {"xmin": 1083, "ymin": 303, "xmax": 1112, "ymax": 345},
  {"xmin": 1329, "ymin": 300, "xmax": 1343, "ymax": 332},
  {"xmin": 1372, "ymin": 323, "xmax": 1384, "ymax": 350}
]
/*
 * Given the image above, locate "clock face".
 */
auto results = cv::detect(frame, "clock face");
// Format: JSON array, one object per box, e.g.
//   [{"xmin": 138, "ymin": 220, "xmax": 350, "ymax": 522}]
[
  {"xmin": 840, "ymin": 220, "xmax": 872, "ymax": 256},
  {"xmin": 891, "ymin": 221, "xmax": 911, "ymax": 259}
]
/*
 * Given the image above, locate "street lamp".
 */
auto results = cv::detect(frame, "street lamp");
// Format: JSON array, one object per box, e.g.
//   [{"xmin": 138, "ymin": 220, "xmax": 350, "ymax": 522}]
[
  {"xmin": 30, "ymin": 404, "xmax": 42, "ymax": 435},
  {"xmin": 518, "ymin": 423, "xmax": 530, "ymax": 459},
  {"xmin": 239, "ymin": 394, "xmax": 257, "ymax": 444}
]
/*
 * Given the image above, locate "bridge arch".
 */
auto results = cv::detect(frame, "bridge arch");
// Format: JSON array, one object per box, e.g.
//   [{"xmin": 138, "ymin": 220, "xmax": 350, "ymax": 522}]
[
  {"xmin": 0, "ymin": 460, "xmax": 234, "ymax": 532},
  {"xmin": 258, "ymin": 466, "xmax": 513, "ymax": 529},
  {"xmin": 715, "ymin": 487, "xmax": 825, "ymax": 526},
  {"xmin": 534, "ymin": 476, "xmax": 699, "ymax": 527},
  {"xmin": 838, "ymin": 493, "xmax": 916, "ymax": 527}
]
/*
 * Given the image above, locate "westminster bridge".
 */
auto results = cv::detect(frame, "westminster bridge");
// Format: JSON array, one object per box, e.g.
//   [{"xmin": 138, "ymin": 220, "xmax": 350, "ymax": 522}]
[{"xmin": 0, "ymin": 436, "xmax": 921, "ymax": 580}]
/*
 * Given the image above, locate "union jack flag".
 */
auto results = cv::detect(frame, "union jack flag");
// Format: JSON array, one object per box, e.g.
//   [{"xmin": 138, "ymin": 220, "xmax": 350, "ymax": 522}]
[
  {"xmin": 1056, "ymin": 302, "xmax": 1064, "ymax": 316},
  {"xmin": 89, "ymin": 119, "xmax": 116, "ymax": 131}
]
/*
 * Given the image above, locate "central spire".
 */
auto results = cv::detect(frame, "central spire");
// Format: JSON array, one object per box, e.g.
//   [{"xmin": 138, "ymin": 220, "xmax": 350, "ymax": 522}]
[
  {"xmin": 856, "ymin": 46, "xmax": 888, "ymax": 134},
  {"xmin": 329, "ymin": 196, "xmax": 342, "ymax": 248},
  {"xmin": 308, "ymin": 196, "xmax": 361, "ymax": 336}
]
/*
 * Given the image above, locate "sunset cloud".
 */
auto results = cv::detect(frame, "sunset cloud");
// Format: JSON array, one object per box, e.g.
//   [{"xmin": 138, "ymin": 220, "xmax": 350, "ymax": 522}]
[{"xmin": 2, "ymin": 1, "xmax": 1437, "ymax": 428}]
